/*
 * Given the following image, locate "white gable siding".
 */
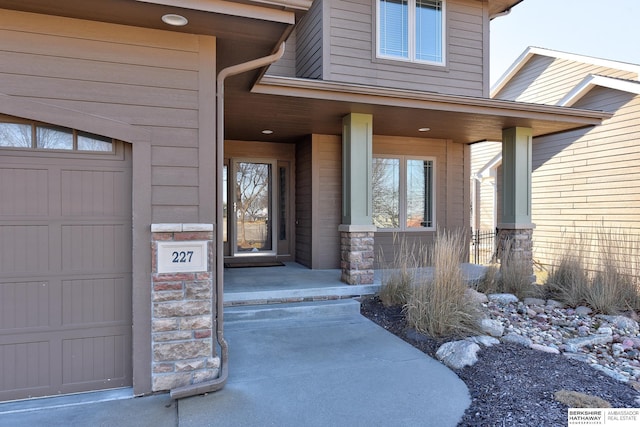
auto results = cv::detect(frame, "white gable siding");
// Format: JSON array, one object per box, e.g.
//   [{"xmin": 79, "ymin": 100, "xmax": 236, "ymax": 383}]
[
  {"xmin": 470, "ymin": 141, "xmax": 501, "ymax": 230},
  {"xmin": 495, "ymin": 55, "xmax": 638, "ymax": 105}
]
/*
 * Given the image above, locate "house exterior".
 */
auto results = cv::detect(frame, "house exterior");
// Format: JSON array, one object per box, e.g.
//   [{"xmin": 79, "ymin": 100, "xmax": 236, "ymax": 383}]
[
  {"xmin": 0, "ymin": 1, "xmax": 609, "ymax": 402},
  {"xmin": 474, "ymin": 47, "xmax": 640, "ymax": 267}
]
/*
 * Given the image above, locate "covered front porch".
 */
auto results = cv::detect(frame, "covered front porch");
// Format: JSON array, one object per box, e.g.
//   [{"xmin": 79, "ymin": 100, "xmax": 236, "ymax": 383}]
[{"xmin": 223, "ymin": 261, "xmax": 489, "ymax": 305}]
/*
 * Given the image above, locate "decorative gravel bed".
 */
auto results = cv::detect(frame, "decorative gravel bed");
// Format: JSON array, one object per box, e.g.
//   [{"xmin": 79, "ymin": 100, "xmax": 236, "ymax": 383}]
[{"xmin": 360, "ymin": 295, "xmax": 640, "ymax": 426}]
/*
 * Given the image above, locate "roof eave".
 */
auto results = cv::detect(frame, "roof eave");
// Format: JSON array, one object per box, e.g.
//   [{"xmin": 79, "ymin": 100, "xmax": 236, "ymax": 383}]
[{"xmin": 256, "ymin": 75, "xmax": 611, "ymax": 126}]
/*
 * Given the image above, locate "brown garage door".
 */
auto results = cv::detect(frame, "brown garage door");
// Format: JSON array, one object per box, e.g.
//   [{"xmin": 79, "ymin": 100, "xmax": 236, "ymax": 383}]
[{"xmin": 0, "ymin": 142, "xmax": 132, "ymax": 401}]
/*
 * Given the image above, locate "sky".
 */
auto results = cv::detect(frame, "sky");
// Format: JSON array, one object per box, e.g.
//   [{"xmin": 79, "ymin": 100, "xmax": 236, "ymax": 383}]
[{"xmin": 490, "ymin": 0, "xmax": 640, "ymax": 86}]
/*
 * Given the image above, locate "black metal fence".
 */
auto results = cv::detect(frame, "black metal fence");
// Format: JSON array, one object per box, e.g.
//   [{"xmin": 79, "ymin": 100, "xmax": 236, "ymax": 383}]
[{"xmin": 470, "ymin": 229, "xmax": 496, "ymax": 265}]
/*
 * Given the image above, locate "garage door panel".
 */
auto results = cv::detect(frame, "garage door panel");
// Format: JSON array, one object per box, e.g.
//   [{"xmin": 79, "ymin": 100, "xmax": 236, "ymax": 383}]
[
  {"xmin": 61, "ymin": 169, "xmax": 129, "ymax": 217},
  {"xmin": 62, "ymin": 277, "xmax": 130, "ymax": 326},
  {"xmin": 0, "ymin": 341, "xmax": 50, "ymax": 395},
  {"xmin": 0, "ymin": 225, "xmax": 49, "ymax": 274},
  {"xmin": 61, "ymin": 224, "xmax": 130, "ymax": 273},
  {"xmin": 62, "ymin": 332, "xmax": 130, "ymax": 387},
  {"xmin": 0, "ymin": 167, "xmax": 49, "ymax": 216},
  {"xmin": 0, "ymin": 142, "xmax": 132, "ymax": 401},
  {"xmin": 0, "ymin": 280, "xmax": 50, "ymax": 330}
]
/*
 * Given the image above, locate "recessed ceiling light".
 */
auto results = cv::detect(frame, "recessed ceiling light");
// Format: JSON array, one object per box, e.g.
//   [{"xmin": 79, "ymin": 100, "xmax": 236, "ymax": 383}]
[
  {"xmin": 418, "ymin": 127, "xmax": 431, "ymax": 132},
  {"xmin": 162, "ymin": 14, "xmax": 188, "ymax": 26},
  {"xmin": 261, "ymin": 129, "xmax": 274, "ymax": 135}
]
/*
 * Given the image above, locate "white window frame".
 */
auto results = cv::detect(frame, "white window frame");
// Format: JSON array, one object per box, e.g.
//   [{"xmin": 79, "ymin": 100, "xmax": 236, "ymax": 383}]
[
  {"xmin": 376, "ymin": 0, "xmax": 446, "ymax": 66},
  {"xmin": 373, "ymin": 155, "xmax": 436, "ymax": 232}
]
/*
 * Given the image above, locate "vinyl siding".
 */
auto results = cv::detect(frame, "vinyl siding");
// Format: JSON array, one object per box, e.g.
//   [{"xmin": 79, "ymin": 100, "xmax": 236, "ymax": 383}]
[
  {"xmin": 296, "ymin": 0, "xmax": 324, "ymax": 79},
  {"xmin": 470, "ymin": 141, "xmax": 501, "ymax": 230},
  {"xmin": 267, "ymin": 30, "xmax": 297, "ymax": 77},
  {"xmin": 0, "ymin": 9, "xmax": 211, "ymax": 224},
  {"xmin": 325, "ymin": 0, "xmax": 486, "ymax": 96},
  {"xmin": 296, "ymin": 138, "xmax": 313, "ymax": 267},
  {"xmin": 313, "ymin": 135, "xmax": 342, "ymax": 269},
  {"xmin": 494, "ymin": 55, "xmax": 639, "ymax": 105},
  {"xmin": 373, "ymin": 136, "xmax": 469, "ymax": 264},
  {"xmin": 530, "ymin": 87, "xmax": 640, "ymax": 266}
]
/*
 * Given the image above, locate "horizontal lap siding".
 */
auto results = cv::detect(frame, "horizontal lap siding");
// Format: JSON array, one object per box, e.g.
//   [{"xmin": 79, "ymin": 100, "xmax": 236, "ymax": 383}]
[
  {"xmin": 0, "ymin": 9, "xmax": 205, "ymax": 223},
  {"xmin": 470, "ymin": 141, "xmax": 501, "ymax": 230},
  {"xmin": 531, "ymin": 87, "xmax": 640, "ymax": 266},
  {"xmin": 327, "ymin": 0, "xmax": 484, "ymax": 97},
  {"xmin": 267, "ymin": 31, "xmax": 297, "ymax": 77},
  {"xmin": 296, "ymin": 0, "xmax": 324, "ymax": 79},
  {"xmin": 314, "ymin": 135, "xmax": 342, "ymax": 269},
  {"xmin": 495, "ymin": 55, "xmax": 639, "ymax": 105},
  {"xmin": 373, "ymin": 136, "xmax": 468, "ymax": 264},
  {"xmin": 296, "ymin": 138, "xmax": 313, "ymax": 267}
]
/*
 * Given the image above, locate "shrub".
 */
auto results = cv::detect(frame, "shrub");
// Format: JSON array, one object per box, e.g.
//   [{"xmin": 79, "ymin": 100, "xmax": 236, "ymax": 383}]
[
  {"xmin": 544, "ymin": 227, "xmax": 640, "ymax": 314},
  {"xmin": 378, "ymin": 234, "xmax": 423, "ymax": 307},
  {"xmin": 476, "ymin": 239, "xmax": 541, "ymax": 299},
  {"xmin": 404, "ymin": 229, "xmax": 482, "ymax": 338}
]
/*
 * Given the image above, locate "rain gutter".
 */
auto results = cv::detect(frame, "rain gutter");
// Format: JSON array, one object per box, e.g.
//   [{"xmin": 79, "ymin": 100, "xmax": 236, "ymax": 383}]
[{"xmin": 170, "ymin": 42, "xmax": 286, "ymax": 400}]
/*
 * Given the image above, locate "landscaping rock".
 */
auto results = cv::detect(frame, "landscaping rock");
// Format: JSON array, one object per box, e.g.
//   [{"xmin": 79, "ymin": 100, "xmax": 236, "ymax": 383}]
[
  {"xmin": 546, "ymin": 299, "xmax": 565, "ymax": 309},
  {"xmin": 602, "ymin": 315, "xmax": 639, "ymax": 334},
  {"xmin": 467, "ymin": 335, "xmax": 500, "ymax": 347},
  {"xmin": 501, "ymin": 333, "xmax": 533, "ymax": 347},
  {"xmin": 564, "ymin": 334, "xmax": 613, "ymax": 353},
  {"xmin": 465, "ymin": 288, "xmax": 489, "ymax": 304},
  {"xmin": 523, "ymin": 297, "xmax": 545, "ymax": 306},
  {"xmin": 479, "ymin": 318, "xmax": 504, "ymax": 337},
  {"xmin": 436, "ymin": 340, "xmax": 481, "ymax": 370},
  {"xmin": 530, "ymin": 343, "xmax": 560, "ymax": 354},
  {"xmin": 575, "ymin": 306, "xmax": 593, "ymax": 316},
  {"xmin": 488, "ymin": 293, "xmax": 519, "ymax": 304}
]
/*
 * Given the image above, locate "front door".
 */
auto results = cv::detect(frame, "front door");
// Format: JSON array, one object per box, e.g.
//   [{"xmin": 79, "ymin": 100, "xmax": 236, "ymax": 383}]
[{"xmin": 232, "ymin": 160, "xmax": 276, "ymax": 256}]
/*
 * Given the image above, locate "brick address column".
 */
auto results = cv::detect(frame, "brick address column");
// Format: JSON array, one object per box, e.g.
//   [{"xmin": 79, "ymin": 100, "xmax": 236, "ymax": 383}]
[{"xmin": 150, "ymin": 223, "xmax": 219, "ymax": 392}]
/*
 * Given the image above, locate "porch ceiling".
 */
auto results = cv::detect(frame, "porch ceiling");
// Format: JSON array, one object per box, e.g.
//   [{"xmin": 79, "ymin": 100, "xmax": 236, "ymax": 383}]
[
  {"xmin": 0, "ymin": 0, "xmax": 295, "ymax": 68},
  {"xmin": 223, "ymin": 75, "xmax": 612, "ymax": 144}
]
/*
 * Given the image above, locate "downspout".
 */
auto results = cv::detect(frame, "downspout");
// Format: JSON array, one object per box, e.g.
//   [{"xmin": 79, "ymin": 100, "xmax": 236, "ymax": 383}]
[{"xmin": 170, "ymin": 42, "xmax": 286, "ymax": 400}]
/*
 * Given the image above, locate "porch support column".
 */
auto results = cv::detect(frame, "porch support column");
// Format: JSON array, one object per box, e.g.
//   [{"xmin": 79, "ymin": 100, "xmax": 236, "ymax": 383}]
[
  {"xmin": 497, "ymin": 127, "xmax": 535, "ymax": 277},
  {"xmin": 339, "ymin": 113, "xmax": 376, "ymax": 285}
]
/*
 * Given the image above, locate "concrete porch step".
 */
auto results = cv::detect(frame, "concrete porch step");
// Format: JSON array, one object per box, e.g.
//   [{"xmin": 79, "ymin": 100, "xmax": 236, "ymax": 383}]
[
  {"xmin": 223, "ymin": 283, "xmax": 379, "ymax": 306},
  {"xmin": 224, "ymin": 299, "xmax": 362, "ymax": 323}
]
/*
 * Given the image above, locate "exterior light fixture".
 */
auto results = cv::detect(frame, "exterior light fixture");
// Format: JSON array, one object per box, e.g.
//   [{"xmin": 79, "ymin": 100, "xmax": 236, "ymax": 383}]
[
  {"xmin": 261, "ymin": 129, "xmax": 274, "ymax": 135},
  {"xmin": 418, "ymin": 127, "xmax": 431, "ymax": 132},
  {"xmin": 162, "ymin": 14, "xmax": 188, "ymax": 26}
]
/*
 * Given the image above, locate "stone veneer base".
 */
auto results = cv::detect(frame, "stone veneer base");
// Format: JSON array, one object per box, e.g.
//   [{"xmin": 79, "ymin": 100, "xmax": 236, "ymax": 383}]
[{"xmin": 150, "ymin": 224, "xmax": 219, "ymax": 392}]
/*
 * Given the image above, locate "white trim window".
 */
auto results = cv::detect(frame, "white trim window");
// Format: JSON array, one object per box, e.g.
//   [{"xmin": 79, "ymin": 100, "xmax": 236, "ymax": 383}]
[
  {"xmin": 373, "ymin": 156, "xmax": 435, "ymax": 230},
  {"xmin": 377, "ymin": 0, "xmax": 445, "ymax": 65}
]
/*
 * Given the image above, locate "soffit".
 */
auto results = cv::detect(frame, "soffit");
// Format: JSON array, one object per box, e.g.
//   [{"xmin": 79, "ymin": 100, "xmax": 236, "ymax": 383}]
[
  {"xmin": 0, "ymin": 0, "xmax": 292, "ymax": 47},
  {"xmin": 487, "ymin": 0, "xmax": 524, "ymax": 18},
  {"xmin": 222, "ymin": 76, "xmax": 611, "ymax": 144}
]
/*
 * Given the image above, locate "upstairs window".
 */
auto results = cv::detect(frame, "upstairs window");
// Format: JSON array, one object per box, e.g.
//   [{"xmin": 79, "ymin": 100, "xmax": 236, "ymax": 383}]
[
  {"xmin": 373, "ymin": 156, "xmax": 435, "ymax": 230},
  {"xmin": 377, "ymin": 0, "xmax": 445, "ymax": 65}
]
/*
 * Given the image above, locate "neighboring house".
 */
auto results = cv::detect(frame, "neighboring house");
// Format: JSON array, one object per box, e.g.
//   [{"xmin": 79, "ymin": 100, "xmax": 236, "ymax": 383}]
[
  {"xmin": 0, "ymin": 1, "xmax": 609, "ymax": 402},
  {"xmin": 474, "ymin": 47, "xmax": 640, "ymax": 267}
]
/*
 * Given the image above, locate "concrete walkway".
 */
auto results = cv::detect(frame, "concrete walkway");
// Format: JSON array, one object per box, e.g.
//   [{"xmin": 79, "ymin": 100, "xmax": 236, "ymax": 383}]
[{"xmin": 0, "ymin": 305, "xmax": 470, "ymax": 427}]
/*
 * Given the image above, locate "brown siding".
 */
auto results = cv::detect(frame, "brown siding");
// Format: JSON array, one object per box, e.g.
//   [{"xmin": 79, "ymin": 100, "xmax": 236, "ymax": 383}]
[
  {"xmin": 325, "ymin": 0, "xmax": 486, "ymax": 97},
  {"xmin": 313, "ymin": 134, "xmax": 342, "ymax": 269},
  {"xmin": 531, "ymin": 87, "xmax": 640, "ymax": 266},
  {"xmin": 296, "ymin": 0, "xmax": 324, "ymax": 79},
  {"xmin": 296, "ymin": 138, "xmax": 313, "ymax": 267},
  {"xmin": 267, "ymin": 30, "xmax": 297, "ymax": 77},
  {"xmin": 372, "ymin": 136, "xmax": 469, "ymax": 264},
  {"xmin": 0, "ymin": 9, "xmax": 213, "ymax": 224},
  {"xmin": 494, "ymin": 55, "xmax": 639, "ymax": 105}
]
